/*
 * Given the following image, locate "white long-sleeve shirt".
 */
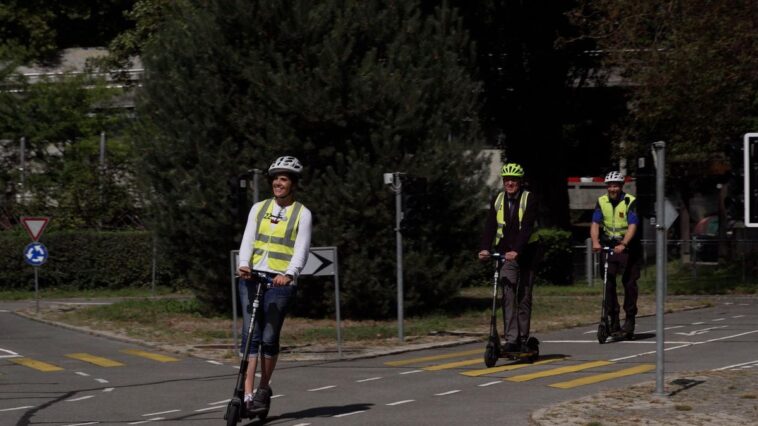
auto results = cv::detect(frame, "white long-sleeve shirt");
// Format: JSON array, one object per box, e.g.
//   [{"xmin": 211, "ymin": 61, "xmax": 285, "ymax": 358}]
[{"xmin": 238, "ymin": 199, "xmax": 312, "ymax": 279}]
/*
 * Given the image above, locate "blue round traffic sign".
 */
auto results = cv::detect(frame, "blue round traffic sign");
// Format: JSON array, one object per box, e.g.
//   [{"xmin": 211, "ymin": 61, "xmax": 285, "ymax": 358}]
[{"xmin": 24, "ymin": 242, "xmax": 48, "ymax": 266}]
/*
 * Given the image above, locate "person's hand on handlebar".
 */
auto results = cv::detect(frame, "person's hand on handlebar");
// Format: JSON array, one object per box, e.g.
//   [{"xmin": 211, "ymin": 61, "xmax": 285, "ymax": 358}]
[
  {"xmin": 238, "ymin": 266, "xmax": 252, "ymax": 280},
  {"xmin": 592, "ymin": 240, "xmax": 602, "ymax": 253},
  {"xmin": 505, "ymin": 250, "xmax": 518, "ymax": 261},
  {"xmin": 478, "ymin": 250, "xmax": 491, "ymax": 261},
  {"xmin": 272, "ymin": 274, "xmax": 294, "ymax": 287}
]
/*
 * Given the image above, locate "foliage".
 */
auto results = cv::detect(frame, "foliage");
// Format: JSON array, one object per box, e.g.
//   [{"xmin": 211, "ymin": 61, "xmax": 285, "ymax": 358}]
[
  {"xmin": 134, "ymin": 0, "xmax": 487, "ymax": 318},
  {"xmin": 0, "ymin": 230, "xmax": 183, "ymax": 290},
  {"xmin": 0, "ymin": 72, "xmax": 138, "ymax": 229},
  {"xmin": 533, "ymin": 227, "xmax": 574, "ymax": 285}
]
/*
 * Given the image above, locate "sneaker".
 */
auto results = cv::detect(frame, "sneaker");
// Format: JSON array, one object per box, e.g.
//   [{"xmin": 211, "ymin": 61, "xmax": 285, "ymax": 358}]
[
  {"xmin": 503, "ymin": 342, "xmax": 520, "ymax": 353},
  {"xmin": 623, "ymin": 317, "xmax": 635, "ymax": 338},
  {"xmin": 250, "ymin": 386, "xmax": 272, "ymax": 414}
]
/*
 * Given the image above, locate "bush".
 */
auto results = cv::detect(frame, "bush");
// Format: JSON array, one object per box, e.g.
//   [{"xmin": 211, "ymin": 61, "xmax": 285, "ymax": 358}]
[
  {"xmin": 533, "ymin": 228, "xmax": 573, "ymax": 285},
  {"xmin": 0, "ymin": 230, "xmax": 183, "ymax": 290}
]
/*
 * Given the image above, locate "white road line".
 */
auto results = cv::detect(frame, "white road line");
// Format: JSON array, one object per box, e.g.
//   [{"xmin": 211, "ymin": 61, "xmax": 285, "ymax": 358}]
[
  {"xmin": 63, "ymin": 422, "xmax": 99, "ymax": 426},
  {"xmin": 333, "ymin": 410, "xmax": 365, "ymax": 418},
  {"xmin": 0, "ymin": 309, "xmax": 9, "ymax": 312},
  {"xmin": 76, "ymin": 371, "xmax": 90, "ymax": 377},
  {"xmin": 0, "ymin": 406, "xmax": 34, "ymax": 412},
  {"xmin": 0, "ymin": 348, "xmax": 20, "ymax": 358},
  {"xmin": 611, "ymin": 329, "xmax": 758, "ymax": 361},
  {"xmin": 208, "ymin": 399, "xmax": 230, "ymax": 405},
  {"xmin": 143, "ymin": 410, "xmax": 180, "ymax": 416},
  {"xmin": 292, "ymin": 423, "xmax": 311, "ymax": 426},
  {"xmin": 712, "ymin": 318, "xmax": 726, "ymax": 322},
  {"xmin": 194, "ymin": 405, "xmax": 225, "ymax": 412},
  {"xmin": 67, "ymin": 395, "xmax": 95, "ymax": 402},
  {"xmin": 308, "ymin": 385, "xmax": 336, "ymax": 392},
  {"xmin": 692, "ymin": 321, "xmax": 704, "ymax": 325},
  {"xmin": 713, "ymin": 360, "xmax": 758, "ymax": 371},
  {"xmin": 434, "ymin": 390, "xmax": 461, "ymax": 396},
  {"xmin": 95, "ymin": 378, "xmax": 109, "ymax": 383},
  {"xmin": 271, "ymin": 394, "xmax": 284, "ymax": 399},
  {"xmin": 102, "ymin": 388, "xmax": 114, "ymax": 392},
  {"xmin": 732, "ymin": 315, "xmax": 745, "ymax": 318},
  {"xmin": 206, "ymin": 360, "xmax": 223, "ymax": 365},
  {"xmin": 399, "ymin": 369, "xmax": 423, "ymax": 375},
  {"xmin": 356, "ymin": 376, "xmax": 382, "ymax": 383},
  {"xmin": 386, "ymin": 400, "xmax": 415, "ymax": 406},
  {"xmin": 478, "ymin": 381, "xmax": 502, "ymax": 387},
  {"xmin": 128, "ymin": 417, "xmax": 164, "ymax": 425}
]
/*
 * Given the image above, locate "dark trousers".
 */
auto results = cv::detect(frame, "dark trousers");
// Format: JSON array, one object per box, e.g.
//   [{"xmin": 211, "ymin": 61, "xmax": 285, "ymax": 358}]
[
  {"xmin": 602, "ymin": 250, "xmax": 641, "ymax": 319},
  {"xmin": 500, "ymin": 260, "xmax": 534, "ymax": 343}
]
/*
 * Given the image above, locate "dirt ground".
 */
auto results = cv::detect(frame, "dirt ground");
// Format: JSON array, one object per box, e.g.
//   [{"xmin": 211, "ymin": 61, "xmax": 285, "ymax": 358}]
[{"xmin": 531, "ymin": 369, "xmax": 758, "ymax": 425}]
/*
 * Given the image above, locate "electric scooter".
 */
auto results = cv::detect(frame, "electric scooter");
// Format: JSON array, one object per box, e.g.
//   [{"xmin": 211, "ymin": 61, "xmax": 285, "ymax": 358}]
[
  {"xmin": 596, "ymin": 246, "xmax": 628, "ymax": 343},
  {"xmin": 483, "ymin": 253, "xmax": 539, "ymax": 367},
  {"xmin": 225, "ymin": 272, "xmax": 271, "ymax": 425}
]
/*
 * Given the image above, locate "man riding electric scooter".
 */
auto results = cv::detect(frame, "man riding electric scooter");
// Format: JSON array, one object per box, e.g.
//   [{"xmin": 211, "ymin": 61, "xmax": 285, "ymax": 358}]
[
  {"xmin": 590, "ymin": 171, "xmax": 641, "ymax": 341},
  {"xmin": 478, "ymin": 163, "xmax": 539, "ymax": 359}
]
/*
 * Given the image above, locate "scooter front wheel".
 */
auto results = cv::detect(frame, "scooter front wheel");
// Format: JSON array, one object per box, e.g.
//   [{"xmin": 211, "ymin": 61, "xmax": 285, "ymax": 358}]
[
  {"xmin": 225, "ymin": 398, "xmax": 242, "ymax": 426},
  {"xmin": 484, "ymin": 340, "xmax": 499, "ymax": 367},
  {"xmin": 597, "ymin": 323, "xmax": 608, "ymax": 344}
]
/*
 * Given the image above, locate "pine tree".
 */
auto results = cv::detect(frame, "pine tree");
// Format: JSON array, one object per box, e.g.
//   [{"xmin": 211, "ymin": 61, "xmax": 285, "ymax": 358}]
[{"xmin": 135, "ymin": 0, "xmax": 487, "ymax": 317}]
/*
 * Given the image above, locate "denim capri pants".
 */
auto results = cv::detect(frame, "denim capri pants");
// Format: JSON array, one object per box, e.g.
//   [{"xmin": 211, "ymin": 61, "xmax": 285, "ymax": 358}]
[{"xmin": 239, "ymin": 276, "xmax": 297, "ymax": 358}]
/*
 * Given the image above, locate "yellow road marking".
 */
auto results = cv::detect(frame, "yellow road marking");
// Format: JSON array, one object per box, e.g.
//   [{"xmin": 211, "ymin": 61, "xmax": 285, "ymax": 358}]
[
  {"xmin": 461, "ymin": 357, "xmax": 565, "ymax": 377},
  {"xmin": 66, "ymin": 353, "xmax": 124, "ymax": 367},
  {"xmin": 549, "ymin": 363, "xmax": 655, "ymax": 389},
  {"xmin": 424, "ymin": 358, "xmax": 485, "ymax": 371},
  {"xmin": 121, "ymin": 349, "xmax": 178, "ymax": 362},
  {"xmin": 384, "ymin": 349, "xmax": 482, "ymax": 367},
  {"xmin": 507, "ymin": 360, "xmax": 613, "ymax": 382},
  {"xmin": 10, "ymin": 357, "xmax": 63, "ymax": 372}
]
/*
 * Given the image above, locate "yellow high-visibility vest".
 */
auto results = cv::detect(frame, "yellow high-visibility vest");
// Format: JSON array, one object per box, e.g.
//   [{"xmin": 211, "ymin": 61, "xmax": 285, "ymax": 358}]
[
  {"xmin": 494, "ymin": 190, "xmax": 530, "ymax": 246},
  {"xmin": 251, "ymin": 199, "xmax": 304, "ymax": 272},
  {"xmin": 598, "ymin": 194, "xmax": 635, "ymax": 239}
]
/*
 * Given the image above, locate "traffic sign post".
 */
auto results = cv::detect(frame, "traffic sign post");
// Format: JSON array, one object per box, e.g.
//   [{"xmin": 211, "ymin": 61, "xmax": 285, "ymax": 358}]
[
  {"xmin": 230, "ymin": 246, "xmax": 343, "ymax": 358},
  {"xmin": 21, "ymin": 217, "xmax": 50, "ymax": 313}
]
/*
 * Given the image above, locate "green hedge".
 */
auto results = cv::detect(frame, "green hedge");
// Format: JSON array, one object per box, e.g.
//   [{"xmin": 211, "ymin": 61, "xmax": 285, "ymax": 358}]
[
  {"xmin": 533, "ymin": 228, "xmax": 574, "ymax": 285},
  {"xmin": 0, "ymin": 230, "xmax": 183, "ymax": 290}
]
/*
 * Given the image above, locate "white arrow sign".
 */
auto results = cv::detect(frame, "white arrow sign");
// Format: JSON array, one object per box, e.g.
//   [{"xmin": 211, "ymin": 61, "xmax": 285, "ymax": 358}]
[
  {"xmin": 675, "ymin": 325, "xmax": 727, "ymax": 337},
  {"xmin": 301, "ymin": 247, "xmax": 337, "ymax": 277}
]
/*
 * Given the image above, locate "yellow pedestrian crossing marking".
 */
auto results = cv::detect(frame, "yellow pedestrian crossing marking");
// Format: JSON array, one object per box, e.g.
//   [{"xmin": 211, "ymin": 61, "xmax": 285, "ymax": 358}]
[
  {"xmin": 424, "ymin": 358, "xmax": 484, "ymax": 371},
  {"xmin": 549, "ymin": 363, "xmax": 655, "ymax": 389},
  {"xmin": 10, "ymin": 357, "xmax": 63, "ymax": 372},
  {"xmin": 121, "ymin": 349, "xmax": 179, "ymax": 362},
  {"xmin": 66, "ymin": 353, "xmax": 124, "ymax": 367},
  {"xmin": 385, "ymin": 349, "xmax": 482, "ymax": 367},
  {"xmin": 461, "ymin": 357, "xmax": 565, "ymax": 377},
  {"xmin": 507, "ymin": 360, "xmax": 613, "ymax": 382}
]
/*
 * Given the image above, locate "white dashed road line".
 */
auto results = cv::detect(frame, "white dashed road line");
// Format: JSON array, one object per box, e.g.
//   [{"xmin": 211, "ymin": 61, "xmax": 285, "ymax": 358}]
[
  {"xmin": 713, "ymin": 360, "xmax": 758, "ymax": 371},
  {"xmin": 356, "ymin": 376, "xmax": 382, "ymax": 383},
  {"xmin": 66, "ymin": 395, "xmax": 95, "ymax": 402},
  {"xmin": 143, "ymin": 410, "xmax": 180, "ymax": 416},
  {"xmin": 308, "ymin": 385, "xmax": 336, "ymax": 392},
  {"xmin": 128, "ymin": 417, "xmax": 164, "ymax": 425},
  {"xmin": 386, "ymin": 400, "xmax": 415, "ymax": 406},
  {"xmin": 334, "ymin": 410, "xmax": 365, "ymax": 418},
  {"xmin": 399, "ymin": 369, "xmax": 423, "ymax": 375},
  {"xmin": 434, "ymin": 390, "xmax": 461, "ymax": 396},
  {"xmin": 0, "ymin": 406, "xmax": 34, "ymax": 412},
  {"xmin": 478, "ymin": 381, "xmax": 502, "ymax": 387}
]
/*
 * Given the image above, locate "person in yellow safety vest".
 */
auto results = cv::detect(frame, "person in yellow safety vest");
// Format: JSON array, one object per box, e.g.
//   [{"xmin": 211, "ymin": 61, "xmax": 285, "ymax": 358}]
[
  {"xmin": 478, "ymin": 162, "xmax": 539, "ymax": 354},
  {"xmin": 590, "ymin": 170, "xmax": 641, "ymax": 339},
  {"xmin": 237, "ymin": 155, "xmax": 312, "ymax": 415}
]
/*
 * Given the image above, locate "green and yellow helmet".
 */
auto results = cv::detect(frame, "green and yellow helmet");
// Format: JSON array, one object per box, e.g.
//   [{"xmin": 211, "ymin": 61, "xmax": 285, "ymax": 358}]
[{"xmin": 501, "ymin": 163, "xmax": 524, "ymax": 178}]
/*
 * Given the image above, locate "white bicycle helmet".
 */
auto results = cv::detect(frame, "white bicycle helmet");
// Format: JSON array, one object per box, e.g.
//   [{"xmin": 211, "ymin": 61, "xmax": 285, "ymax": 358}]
[
  {"xmin": 268, "ymin": 156, "xmax": 303, "ymax": 176},
  {"xmin": 604, "ymin": 170, "xmax": 625, "ymax": 183}
]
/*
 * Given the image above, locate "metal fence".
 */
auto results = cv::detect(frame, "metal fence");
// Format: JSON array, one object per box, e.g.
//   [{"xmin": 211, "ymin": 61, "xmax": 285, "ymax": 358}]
[{"xmin": 572, "ymin": 239, "xmax": 758, "ymax": 292}]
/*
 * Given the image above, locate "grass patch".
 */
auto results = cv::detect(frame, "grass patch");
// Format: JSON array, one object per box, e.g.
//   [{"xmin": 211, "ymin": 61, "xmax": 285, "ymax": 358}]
[{"xmin": 0, "ymin": 286, "xmax": 183, "ymax": 301}]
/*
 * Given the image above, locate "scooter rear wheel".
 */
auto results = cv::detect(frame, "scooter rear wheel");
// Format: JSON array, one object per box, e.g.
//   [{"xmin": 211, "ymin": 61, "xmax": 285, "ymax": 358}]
[{"xmin": 597, "ymin": 323, "xmax": 608, "ymax": 344}]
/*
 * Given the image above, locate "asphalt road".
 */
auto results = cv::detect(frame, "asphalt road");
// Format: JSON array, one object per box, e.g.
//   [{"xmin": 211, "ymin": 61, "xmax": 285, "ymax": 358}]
[{"xmin": 1, "ymin": 295, "xmax": 756, "ymax": 426}]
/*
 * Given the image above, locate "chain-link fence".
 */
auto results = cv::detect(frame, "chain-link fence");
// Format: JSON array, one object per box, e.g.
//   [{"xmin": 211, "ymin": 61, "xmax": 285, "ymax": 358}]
[{"xmin": 572, "ymin": 239, "xmax": 758, "ymax": 293}]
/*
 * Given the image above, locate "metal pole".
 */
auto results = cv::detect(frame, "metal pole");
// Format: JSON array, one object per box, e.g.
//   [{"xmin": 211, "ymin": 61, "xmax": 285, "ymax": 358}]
[
  {"xmin": 252, "ymin": 169, "xmax": 261, "ymax": 204},
  {"xmin": 34, "ymin": 266, "xmax": 39, "ymax": 314},
  {"xmin": 230, "ymin": 250, "xmax": 239, "ymax": 356},
  {"xmin": 19, "ymin": 137, "xmax": 26, "ymax": 202},
  {"xmin": 395, "ymin": 173, "xmax": 404, "ymax": 341},
  {"xmin": 585, "ymin": 238, "xmax": 593, "ymax": 286},
  {"xmin": 333, "ymin": 248, "xmax": 342, "ymax": 358},
  {"xmin": 653, "ymin": 141, "xmax": 667, "ymax": 396}
]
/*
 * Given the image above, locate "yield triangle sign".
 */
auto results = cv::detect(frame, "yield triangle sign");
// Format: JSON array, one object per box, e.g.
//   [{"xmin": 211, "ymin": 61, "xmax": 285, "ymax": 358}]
[{"xmin": 21, "ymin": 217, "xmax": 50, "ymax": 241}]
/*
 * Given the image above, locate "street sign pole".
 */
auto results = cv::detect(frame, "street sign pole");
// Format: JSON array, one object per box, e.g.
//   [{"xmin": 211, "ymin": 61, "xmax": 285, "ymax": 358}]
[
  {"xmin": 653, "ymin": 141, "xmax": 667, "ymax": 396},
  {"xmin": 34, "ymin": 267, "xmax": 39, "ymax": 313}
]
